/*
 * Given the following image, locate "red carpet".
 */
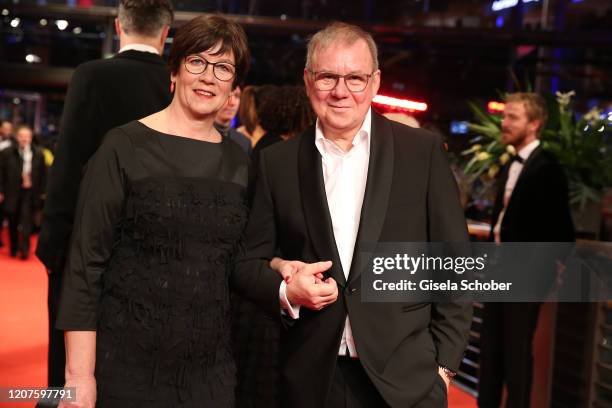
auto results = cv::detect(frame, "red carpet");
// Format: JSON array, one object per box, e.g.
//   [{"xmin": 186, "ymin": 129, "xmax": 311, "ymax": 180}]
[
  {"xmin": 0, "ymin": 232, "xmax": 476, "ymax": 407},
  {"xmin": 0, "ymin": 233, "xmax": 47, "ymax": 408}
]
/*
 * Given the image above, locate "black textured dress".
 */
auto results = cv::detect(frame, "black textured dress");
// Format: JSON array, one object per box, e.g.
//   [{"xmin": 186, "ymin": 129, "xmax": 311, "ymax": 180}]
[{"xmin": 56, "ymin": 121, "xmax": 249, "ymax": 407}]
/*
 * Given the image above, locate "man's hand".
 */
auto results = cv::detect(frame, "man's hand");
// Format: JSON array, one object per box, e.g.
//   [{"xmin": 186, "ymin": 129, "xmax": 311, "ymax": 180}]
[{"xmin": 286, "ymin": 261, "xmax": 338, "ymax": 310}]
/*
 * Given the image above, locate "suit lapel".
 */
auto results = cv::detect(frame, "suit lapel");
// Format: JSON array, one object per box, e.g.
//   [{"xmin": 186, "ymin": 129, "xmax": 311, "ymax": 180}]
[
  {"xmin": 492, "ymin": 145, "xmax": 543, "ymax": 239},
  {"xmin": 298, "ymin": 127, "xmax": 346, "ymax": 287},
  {"xmin": 506, "ymin": 146, "xmax": 542, "ymax": 207},
  {"xmin": 513, "ymin": 146, "xmax": 542, "ymax": 188},
  {"xmin": 489, "ymin": 163, "xmax": 510, "ymax": 238},
  {"xmin": 14, "ymin": 147, "xmax": 24, "ymax": 170},
  {"xmin": 347, "ymin": 112, "xmax": 394, "ymax": 286}
]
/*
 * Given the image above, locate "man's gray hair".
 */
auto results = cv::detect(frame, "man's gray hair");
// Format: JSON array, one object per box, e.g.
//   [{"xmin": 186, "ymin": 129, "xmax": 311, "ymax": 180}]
[
  {"xmin": 118, "ymin": 0, "xmax": 174, "ymax": 37},
  {"xmin": 305, "ymin": 22, "xmax": 379, "ymax": 72}
]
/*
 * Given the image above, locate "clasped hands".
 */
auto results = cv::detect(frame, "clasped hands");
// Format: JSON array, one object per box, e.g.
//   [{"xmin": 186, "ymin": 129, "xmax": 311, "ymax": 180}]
[{"xmin": 271, "ymin": 257, "xmax": 338, "ymax": 310}]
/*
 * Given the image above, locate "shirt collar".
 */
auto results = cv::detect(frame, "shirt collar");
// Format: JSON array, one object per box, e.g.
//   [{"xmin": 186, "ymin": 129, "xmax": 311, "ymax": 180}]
[
  {"xmin": 19, "ymin": 144, "xmax": 31, "ymax": 155},
  {"xmin": 118, "ymin": 43, "xmax": 160, "ymax": 55},
  {"xmin": 518, "ymin": 139, "xmax": 540, "ymax": 161},
  {"xmin": 315, "ymin": 108, "xmax": 372, "ymax": 157}
]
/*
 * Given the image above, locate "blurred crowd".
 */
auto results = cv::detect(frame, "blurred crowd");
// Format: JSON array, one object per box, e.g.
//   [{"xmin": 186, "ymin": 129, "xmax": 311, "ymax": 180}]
[{"xmin": 0, "ymin": 120, "xmax": 53, "ymax": 259}]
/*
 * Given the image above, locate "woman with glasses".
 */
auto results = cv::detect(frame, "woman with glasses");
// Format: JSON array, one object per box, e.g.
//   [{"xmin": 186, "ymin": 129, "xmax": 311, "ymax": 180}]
[{"xmin": 56, "ymin": 15, "xmax": 250, "ymax": 407}]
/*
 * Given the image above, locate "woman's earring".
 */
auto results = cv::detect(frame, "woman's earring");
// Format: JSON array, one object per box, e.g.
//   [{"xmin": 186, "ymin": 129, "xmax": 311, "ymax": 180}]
[{"xmin": 170, "ymin": 82, "xmax": 175, "ymax": 93}]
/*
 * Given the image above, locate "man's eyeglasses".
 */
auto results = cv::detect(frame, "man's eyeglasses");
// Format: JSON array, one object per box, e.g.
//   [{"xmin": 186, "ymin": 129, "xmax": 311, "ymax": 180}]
[
  {"xmin": 185, "ymin": 55, "xmax": 236, "ymax": 82},
  {"xmin": 308, "ymin": 70, "xmax": 374, "ymax": 92}
]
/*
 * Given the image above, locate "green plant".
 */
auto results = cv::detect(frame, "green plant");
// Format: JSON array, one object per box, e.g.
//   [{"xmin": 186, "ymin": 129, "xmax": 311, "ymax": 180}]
[
  {"xmin": 541, "ymin": 92, "xmax": 612, "ymax": 209},
  {"xmin": 461, "ymin": 101, "xmax": 514, "ymax": 180}
]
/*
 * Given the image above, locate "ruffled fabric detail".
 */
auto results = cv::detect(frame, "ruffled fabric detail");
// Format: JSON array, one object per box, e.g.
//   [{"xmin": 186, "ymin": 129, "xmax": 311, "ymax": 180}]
[{"xmin": 95, "ymin": 177, "xmax": 247, "ymax": 406}]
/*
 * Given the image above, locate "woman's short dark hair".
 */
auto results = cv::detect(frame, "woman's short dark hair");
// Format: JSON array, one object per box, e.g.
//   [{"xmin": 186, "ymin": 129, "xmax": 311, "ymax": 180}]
[{"xmin": 168, "ymin": 15, "xmax": 250, "ymax": 88}]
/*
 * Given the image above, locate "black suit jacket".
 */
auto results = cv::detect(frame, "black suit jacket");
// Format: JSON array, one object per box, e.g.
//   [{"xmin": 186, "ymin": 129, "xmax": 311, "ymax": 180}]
[
  {"xmin": 0, "ymin": 144, "xmax": 46, "ymax": 213},
  {"xmin": 490, "ymin": 146, "xmax": 575, "ymax": 242},
  {"xmin": 36, "ymin": 50, "xmax": 171, "ymax": 272},
  {"xmin": 488, "ymin": 147, "xmax": 574, "ymax": 293},
  {"xmin": 232, "ymin": 112, "xmax": 472, "ymax": 407}
]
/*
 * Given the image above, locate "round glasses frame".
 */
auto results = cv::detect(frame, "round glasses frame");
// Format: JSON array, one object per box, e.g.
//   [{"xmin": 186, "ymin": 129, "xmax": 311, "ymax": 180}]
[
  {"xmin": 184, "ymin": 56, "xmax": 236, "ymax": 82},
  {"xmin": 308, "ymin": 70, "xmax": 374, "ymax": 93}
]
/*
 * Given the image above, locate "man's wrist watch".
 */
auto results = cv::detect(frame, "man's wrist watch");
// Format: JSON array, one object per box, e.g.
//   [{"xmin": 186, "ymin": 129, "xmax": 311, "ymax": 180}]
[{"xmin": 439, "ymin": 366, "xmax": 457, "ymax": 382}]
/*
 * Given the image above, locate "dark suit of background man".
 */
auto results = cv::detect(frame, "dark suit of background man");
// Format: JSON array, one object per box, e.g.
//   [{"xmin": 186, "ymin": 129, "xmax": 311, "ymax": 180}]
[
  {"xmin": 232, "ymin": 22, "xmax": 473, "ymax": 408},
  {"xmin": 478, "ymin": 93, "xmax": 574, "ymax": 408},
  {"xmin": 35, "ymin": 0, "xmax": 173, "ymax": 395},
  {"xmin": 0, "ymin": 125, "xmax": 46, "ymax": 259},
  {"xmin": 0, "ymin": 120, "xmax": 15, "ymax": 248}
]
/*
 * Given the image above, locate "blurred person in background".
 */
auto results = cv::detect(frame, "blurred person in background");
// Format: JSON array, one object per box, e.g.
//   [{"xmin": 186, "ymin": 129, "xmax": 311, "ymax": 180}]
[
  {"xmin": 30, "ymin": 133, "xmax": 53, "ymax": 232},
  {"xmin": 0, "ymin": 119, "xmax": 14, "ymax": 248},
  {"xmin": 215, "ymin": 85, "xmax": 252, "ymax": 154},
  {"xmin": 251, "ymin": 85, "xmax": 315, "ymax": 172},
  {"xmin": 383, "ymin": 111, "xmax": 420, "ymax": 128},
  {"xmin": 56, "ymin": 15, "xmax": 253, "ymax": 408},
  {"xmin": 0, "ymin": 120, "xmax": 14, "ymax": 151},
  {"xmin": 237, "ymin": 85, "xmax": 266, "ymax": 146},
  {"xmin": 35, "ymin": 0, "xmax": 174, "ymax": 397},
  {"xmin": 233, "ymin": 84, "xmax": 314, "ymax": 408},
  {"xmin": 0, "ymin": 125, "xmax": 46, "ymax": 260},
  {"xmin": 479, "ymin": 92, "xmax": 574, "ymax": 408}
]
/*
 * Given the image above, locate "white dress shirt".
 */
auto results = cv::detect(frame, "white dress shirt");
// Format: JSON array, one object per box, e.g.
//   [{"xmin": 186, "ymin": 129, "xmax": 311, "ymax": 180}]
[
  {"xmin": 280, "ymin": 109, "xmax": 372, "ymax": 358},
  {"xmin": 21, "ymin": 145, "xmax": 33, "ymax": 176},
  {"xmin": 19, "ymin": 144, "xmax": 33, "ymax": 189},
  {"xmin": 118, "ymin": 43, "xmax": 160, "ymax": 55},
  {"xmin": 493, "ymin": 139, "xmax": 540, "ymax": 243},
  {"xmin": 0, "ymin": 139, "xmax": 11, "ymax": 151}
]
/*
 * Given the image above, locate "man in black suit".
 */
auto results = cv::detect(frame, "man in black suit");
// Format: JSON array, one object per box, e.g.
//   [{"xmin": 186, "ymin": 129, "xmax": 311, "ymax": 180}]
[
  {"xmin": 0, "ymin": 125, "xmax": 46, "ymax": 259},
  {"xmin": 0, "ymin": 119, "xmax": 14, "ymax": 248},
  {"xmin": 478, "ymin": 93, "xmax": 575, "ymax": 408},
  {"xmin": 232, "ymin": 22, "xmax": 472, "ymax": 407},
  {"xmin": 35, "ymin": 0, "xmax": 173, "ymax": 393}
]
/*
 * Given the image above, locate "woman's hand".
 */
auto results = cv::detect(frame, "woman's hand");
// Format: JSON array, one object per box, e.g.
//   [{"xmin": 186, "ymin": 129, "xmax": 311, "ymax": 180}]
[
  {"xmin": 270, "ymin": 257, "xmax": 307, "ymax": 283},
  {"xmin": 58, "ymin": 375, "xmax": 96, "ymax": 408},
  {"xmin": 61, "ymin": 331, "xmax": 97, "ymax": 408},
  {"xmin": 438, "ymin": 366, "xmax": 451, "ymax": 390}
]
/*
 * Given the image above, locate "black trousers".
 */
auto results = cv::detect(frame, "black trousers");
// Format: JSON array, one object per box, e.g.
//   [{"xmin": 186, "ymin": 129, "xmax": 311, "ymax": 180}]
[
  {"xmin": 0, "ymin": 206, "xmax": 5, "ymax": 245},
  {"xmin": 478, "ymin": 302, "xmax": 541, "ymax": 408},
  {"xmin": 326, "ymin": 357, "xmax": 388, "ymax": 408},
  {"xmin": 7, "ymin": 188, "xmax": 33, "ymax": 256},
  {"xmin": 326, "ymin": 357, "xmax": 447, "ymax": 408},
  {"xmin": 47, "ymin": 271, "xmax": 66, "ymax": 387}
]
